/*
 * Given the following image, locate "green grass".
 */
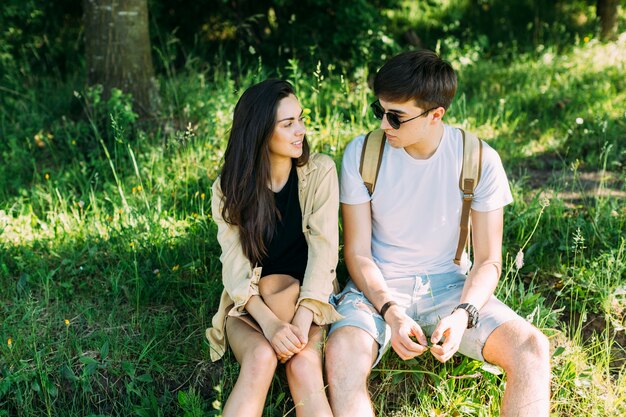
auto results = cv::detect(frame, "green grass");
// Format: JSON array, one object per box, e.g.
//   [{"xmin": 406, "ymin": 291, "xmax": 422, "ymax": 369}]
[{"xmin": 1, "ymin": 33, "xmax": 626, "ymax": 416}]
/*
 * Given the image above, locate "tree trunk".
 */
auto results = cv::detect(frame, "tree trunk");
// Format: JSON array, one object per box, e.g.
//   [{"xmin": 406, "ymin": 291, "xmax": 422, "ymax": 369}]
[
  {"xmin": 597, "ymin": 0, "xmax": 619, "ymax": 41},
  {"xmin": 84, "ymin": 0, "xmax": 159, "ymax": 117}
]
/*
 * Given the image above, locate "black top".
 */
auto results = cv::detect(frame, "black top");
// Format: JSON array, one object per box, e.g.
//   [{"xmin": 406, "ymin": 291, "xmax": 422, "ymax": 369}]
[{"xmin": 260, "ymin": 162, "xmax": 308, "ymax": 282}]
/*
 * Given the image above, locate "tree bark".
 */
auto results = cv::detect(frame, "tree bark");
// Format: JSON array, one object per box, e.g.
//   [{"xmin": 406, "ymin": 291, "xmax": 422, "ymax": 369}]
[
  {"xmin": 596, "ymin": 0, "xmax": 619, "ymax": 41},
  {"xmin": 84, "ymin": 0, "xmax": 159, "ymax": 117}
]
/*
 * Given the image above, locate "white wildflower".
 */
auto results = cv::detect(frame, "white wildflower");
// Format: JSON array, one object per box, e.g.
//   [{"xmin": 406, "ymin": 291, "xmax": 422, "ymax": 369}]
[{"xmin": 515, "ymin": 250, "xmax": 524, "ymax": 270}]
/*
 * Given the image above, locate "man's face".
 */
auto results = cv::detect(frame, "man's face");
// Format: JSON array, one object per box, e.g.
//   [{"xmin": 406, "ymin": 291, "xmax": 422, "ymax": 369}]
[{"xmin": 376, "ymin": 98, "xmax": 439, "ymax": 149}]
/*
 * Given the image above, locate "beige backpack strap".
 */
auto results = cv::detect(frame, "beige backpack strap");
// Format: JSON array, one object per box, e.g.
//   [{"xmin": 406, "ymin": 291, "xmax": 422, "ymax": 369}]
[
  {"xmin": 454, "ymin": 129, "xmax": 483, "ymax": 265},
  {"xmin": 359, "ymin": 129, "xmax": 386, "ymax": 196}
]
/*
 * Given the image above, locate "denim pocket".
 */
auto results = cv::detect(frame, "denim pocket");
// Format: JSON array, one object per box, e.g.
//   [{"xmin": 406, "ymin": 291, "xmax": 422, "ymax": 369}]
[{"xmin": 330, "ymin": 284, "xmax": 364, "ymax": 306}]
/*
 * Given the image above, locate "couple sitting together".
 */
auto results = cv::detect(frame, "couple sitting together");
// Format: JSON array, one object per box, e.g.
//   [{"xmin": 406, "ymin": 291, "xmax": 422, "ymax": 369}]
[{"xmin": 205, "ymin": 50, "xmax": 551, "ymax": 417}]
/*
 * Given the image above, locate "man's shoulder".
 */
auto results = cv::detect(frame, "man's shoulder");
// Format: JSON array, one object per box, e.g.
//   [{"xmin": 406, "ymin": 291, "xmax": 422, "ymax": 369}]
[
  {"xmin": 443, "ymin": 125, "xmax": 503, "ymax": 161},
  {"xmin": 340, "ymin": 134, "xmax": 367, "ymax": 165},
  {"xmin": 345, "ymin": 133, "xmax": 367, "ymax": 151}
]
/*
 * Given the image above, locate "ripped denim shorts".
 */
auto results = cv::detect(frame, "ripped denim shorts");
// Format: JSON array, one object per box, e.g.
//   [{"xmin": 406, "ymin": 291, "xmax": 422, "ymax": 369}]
[{"xmin": 328, "ymin": 272, "xmax": 521, "ymax": 367}]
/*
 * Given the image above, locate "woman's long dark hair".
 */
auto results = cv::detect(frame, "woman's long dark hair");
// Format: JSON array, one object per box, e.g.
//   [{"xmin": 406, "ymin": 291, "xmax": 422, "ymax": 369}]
[{"xmin": 219, "ymin": 79, "xmax": 310, "ymax": 264}]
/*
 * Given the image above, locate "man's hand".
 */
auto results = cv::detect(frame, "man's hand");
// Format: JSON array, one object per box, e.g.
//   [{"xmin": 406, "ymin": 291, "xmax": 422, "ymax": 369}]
[
  {"xmin": 386, "ymin": 307, "xmax": 429, "ymax": 360},
  {"xmin": 429, "ymin": 309, "xmax": 468, "ymax": 362},
  {"xmin": 261, "ymin": 318, "xmax": 306, "ymax": 362}
]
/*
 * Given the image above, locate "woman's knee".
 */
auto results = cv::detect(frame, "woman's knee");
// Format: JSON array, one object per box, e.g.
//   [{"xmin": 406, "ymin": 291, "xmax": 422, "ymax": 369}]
[
  {"xmin": 286, "ymin": 350, "xmax": 322, "ymax": 383},
  {"xmin": 259, "ymin": 274, "xmax": 300, "ymax": 298},
  {"xmin": 241, "ymin": 343, "xmax": 278, "ymax": 376}
]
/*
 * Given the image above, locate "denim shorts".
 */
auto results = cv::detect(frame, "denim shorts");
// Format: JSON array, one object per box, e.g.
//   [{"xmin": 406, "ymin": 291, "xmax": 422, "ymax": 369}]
[{"xmin": 328, "ymin": 272, "xmax": 522, "ymax": 367}]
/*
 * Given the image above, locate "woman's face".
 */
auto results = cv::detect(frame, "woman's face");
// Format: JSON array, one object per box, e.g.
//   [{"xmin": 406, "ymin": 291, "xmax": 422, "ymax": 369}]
[{"xmin": 268, "ymin": 94, "xmax": 306, "ymax": 161}]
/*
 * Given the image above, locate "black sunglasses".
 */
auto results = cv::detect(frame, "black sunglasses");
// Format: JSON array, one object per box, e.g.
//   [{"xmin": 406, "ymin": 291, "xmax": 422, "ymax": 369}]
[{"xmin": 370, "ymin": 100, "xmax": 436, "ymax": 130}]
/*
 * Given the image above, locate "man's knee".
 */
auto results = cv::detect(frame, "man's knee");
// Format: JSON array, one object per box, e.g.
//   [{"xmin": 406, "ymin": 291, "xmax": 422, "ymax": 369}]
[
  {"xmin": 325, "ymin": 326, "xmax": 376, "ymax": 381},
  {"xmin": 486, "ymin": 321, "xmax": 550, "ymax": 372},
  {"xmin": 524, "ymin": 327, "xmax": 550, "ymax": 363}
]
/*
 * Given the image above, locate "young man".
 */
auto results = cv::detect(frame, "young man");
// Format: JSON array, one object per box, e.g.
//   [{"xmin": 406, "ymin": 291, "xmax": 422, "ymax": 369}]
[{"xmin": 325, "ymin": 50, "xmax": 551, "ymax": 417}]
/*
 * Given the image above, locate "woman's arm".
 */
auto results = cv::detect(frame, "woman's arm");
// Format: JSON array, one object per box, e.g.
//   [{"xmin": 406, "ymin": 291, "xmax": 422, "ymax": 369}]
[
  {"xmin": 296, "ymin": 156, "xmax": 342, "ymax": 328},
  {"xmin": 245, "ymin": 295, "xmax": 306, "ymax": 360},
  {"xmin": 213, "ymin": 180, "xmax": 306, "ymax": 358},
  {"xmin": 211, "ymin": 180, "xmax": 260, "ymax": 315}
]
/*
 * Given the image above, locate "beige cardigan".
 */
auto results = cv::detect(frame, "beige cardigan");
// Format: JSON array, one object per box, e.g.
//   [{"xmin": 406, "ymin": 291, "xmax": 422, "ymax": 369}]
[{"xmin": 206, "ymin": 153, "xmax": 342, "ymax": 361}]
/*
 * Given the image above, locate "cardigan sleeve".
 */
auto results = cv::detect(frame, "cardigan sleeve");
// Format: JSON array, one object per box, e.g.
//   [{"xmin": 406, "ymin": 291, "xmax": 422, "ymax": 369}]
[
  {"xmin": 296, "ymin": 155, "xmax": 342, "ymax": 324},
  {"xmin": 211, "ymin": 179, "xmax": 261, "ymax": 316}
]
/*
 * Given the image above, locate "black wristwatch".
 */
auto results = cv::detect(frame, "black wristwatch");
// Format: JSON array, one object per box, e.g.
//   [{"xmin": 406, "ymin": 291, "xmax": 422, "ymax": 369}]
[{"xmin": 452, "ymin": 303, "xmax": 479, "ymax": 329}]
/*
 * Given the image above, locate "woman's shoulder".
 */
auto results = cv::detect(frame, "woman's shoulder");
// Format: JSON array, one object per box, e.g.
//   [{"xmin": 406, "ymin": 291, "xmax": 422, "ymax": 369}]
[
  {"xmin": 308, "ymin": 152, "xmax": 336, "ymax": 170},
  {"xmin": 212, "ymin": 176, "xmax": 222, "ymax": 191}
]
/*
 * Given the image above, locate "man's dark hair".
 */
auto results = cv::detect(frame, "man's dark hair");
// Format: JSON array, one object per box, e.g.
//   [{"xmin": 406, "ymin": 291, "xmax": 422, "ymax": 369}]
[{"xmin": 373, "ymin": 50, "xmax": 457, "ymax": 110}]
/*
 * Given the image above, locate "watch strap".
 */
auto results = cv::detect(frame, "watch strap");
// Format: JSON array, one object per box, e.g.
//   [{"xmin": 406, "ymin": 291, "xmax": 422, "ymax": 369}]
[{"xmin": 453, "ymin": 303, "xmax": 479, "ymax": 329}]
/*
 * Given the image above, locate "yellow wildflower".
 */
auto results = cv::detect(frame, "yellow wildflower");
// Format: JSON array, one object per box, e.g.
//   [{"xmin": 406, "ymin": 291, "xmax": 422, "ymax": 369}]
[
  {"xmin": 64, "ymin": 319, "xmax": 70, "ymax": 326},
  {"xmin": 172, "ymin": 264, "xmax": 180, "ymax": 271},
  {"xmin": 45, "ymin": 173, "xmax": 50, "ymax": 180},
  {"xmin": 132, "ymin": 187, "xmax": 137, "ymax": 194},
  {"xmin": 7, "ymin": 338, "xmax": 12, "ymax": 348},
  {"xmin": 129, "ymin": 242, "xmax": 135, "ymax": 248},
  {"xmin": 34, "ymin": 133, "xmax": 45, "ymax": 148},
  {"xmin": 137, "ymin": 185, "xmax": 143, "ymax": 192},
  {"xmin": 584, "ymin": 36, "xmax": 590, "ymax": 43},
  {"xmin": 200, "ymin": 193, "xmax": 206, "ymax": 200}
]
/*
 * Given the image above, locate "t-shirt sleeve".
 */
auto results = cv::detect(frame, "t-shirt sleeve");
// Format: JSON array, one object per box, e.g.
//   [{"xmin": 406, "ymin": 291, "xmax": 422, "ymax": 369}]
[
  {"xmin": 340, "ymin": 135, "xmax": 372, "ymax": 205},
  {"xmin": 472, "ymin": 142, "xmax": 514, "ymax": 212}
]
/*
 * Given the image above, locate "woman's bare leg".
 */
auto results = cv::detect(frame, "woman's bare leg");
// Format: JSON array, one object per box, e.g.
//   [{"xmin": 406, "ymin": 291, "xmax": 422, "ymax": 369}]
[
  {"xmin": 286, "ymin": 324, "xmax": 333, "ymax": 417},
  {"xmin": 222, "ymin": 317, "xmax": 278, "ymax": 417},
  {"xmin": 259, "ymin": 274, "xmax": 300, "ymax": 322}
]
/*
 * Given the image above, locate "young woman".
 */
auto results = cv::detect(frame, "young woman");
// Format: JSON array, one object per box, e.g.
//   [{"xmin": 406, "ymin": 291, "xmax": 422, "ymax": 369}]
[{"xmin": 206, "ymin": 79, "xmax": 341, "ymax": 417}]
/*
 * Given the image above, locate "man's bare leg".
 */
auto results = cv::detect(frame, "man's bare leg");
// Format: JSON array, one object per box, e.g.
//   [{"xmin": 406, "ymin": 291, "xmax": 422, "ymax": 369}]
[
  {"xmin": 325, "ymin": 326, "xmax": 379, "ymax": 417},
  {"xmin": 483, "ymin": 320, "xmax": 551, "ymax": 417}
]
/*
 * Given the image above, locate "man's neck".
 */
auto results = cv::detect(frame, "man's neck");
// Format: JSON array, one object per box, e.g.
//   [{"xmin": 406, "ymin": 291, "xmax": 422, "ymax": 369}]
[{"xmin": 404, "ymin": 123, "xmax": 445, "ymax": 160}]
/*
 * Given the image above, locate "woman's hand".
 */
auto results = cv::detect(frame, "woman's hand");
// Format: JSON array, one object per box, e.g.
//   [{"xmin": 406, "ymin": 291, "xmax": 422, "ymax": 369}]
[
  {"xmin": 291, "ymin": 305, "xmax": 314, "ymax": 345},
  {"xmin": 262, "ymin": 317, "xmax": 307, "ymax": 361}
]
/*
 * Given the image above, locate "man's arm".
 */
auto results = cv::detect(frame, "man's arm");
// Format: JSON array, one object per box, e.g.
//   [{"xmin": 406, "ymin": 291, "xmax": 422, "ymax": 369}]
[
  {"xmin": 459, "ymin": 207, "xmax": 503, "ymax": 308},
  {"xmin": 342, "ymin": 202, "xmax": 428, "ymax": 359},
  {"xmin": 430, "ymin": 207, "xmax": 504, "ymax": 362}
]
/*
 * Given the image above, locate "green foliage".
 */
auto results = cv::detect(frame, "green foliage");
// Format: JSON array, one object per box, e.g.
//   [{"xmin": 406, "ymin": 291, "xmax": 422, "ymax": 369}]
[
  {"xmin": 0, "ymin": 0, "xmax": 81, "ymax": 79},
  {"xmin": 151, "ymin": 0, "xmax": 401, "ymax": 70},
  {"xmin": 1, "ymin": 11, "xmax": 626, "ymax": 416}
]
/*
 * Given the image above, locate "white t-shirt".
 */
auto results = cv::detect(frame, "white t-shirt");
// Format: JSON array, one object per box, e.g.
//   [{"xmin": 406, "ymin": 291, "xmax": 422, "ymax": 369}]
[{"xmin": 340, "ymin": 124, "xmax": 513, "ymax": 278}]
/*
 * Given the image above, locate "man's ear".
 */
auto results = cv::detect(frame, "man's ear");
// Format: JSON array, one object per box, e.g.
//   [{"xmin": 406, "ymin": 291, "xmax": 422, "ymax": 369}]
[{"xmin": 431, "ymin": 107, "xmax": 446, "ymax": 122}]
